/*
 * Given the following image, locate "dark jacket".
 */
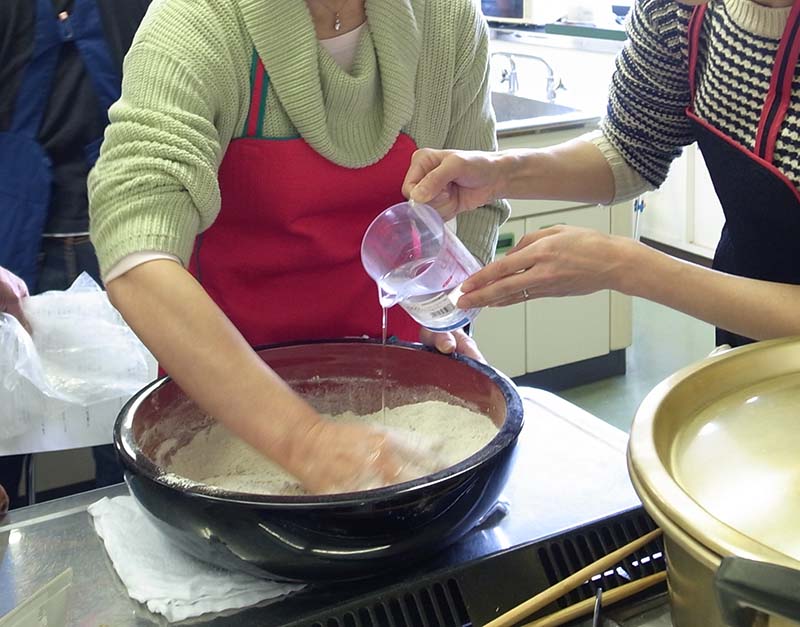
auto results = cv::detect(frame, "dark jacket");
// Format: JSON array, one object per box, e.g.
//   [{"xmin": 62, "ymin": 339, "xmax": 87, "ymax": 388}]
[{"xmin": 0, "ymin": 0, "xmax": 151, "ymax": 234}]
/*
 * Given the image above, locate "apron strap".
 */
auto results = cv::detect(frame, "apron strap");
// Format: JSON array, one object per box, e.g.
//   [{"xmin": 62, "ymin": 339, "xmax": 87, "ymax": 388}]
[
  {"xmin": 9, "ymin": 0, "xmax": 62, "ymax": 138},
  {"xmin": 754, "ymin": 1, "xmax": 800, "ymax": 163},
  {"xmin": 243, "ymin": 50, "xmax": 271, "ymax": 139},
  {"xmin": 65, "ymin": 0, "xmax": 121, "ymax": 117}
]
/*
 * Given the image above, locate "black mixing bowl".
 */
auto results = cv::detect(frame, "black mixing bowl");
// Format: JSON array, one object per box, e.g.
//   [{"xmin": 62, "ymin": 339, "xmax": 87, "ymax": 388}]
[{"xmin": 114, "ymin": 339, "xmax": 524, "ymax": 582}]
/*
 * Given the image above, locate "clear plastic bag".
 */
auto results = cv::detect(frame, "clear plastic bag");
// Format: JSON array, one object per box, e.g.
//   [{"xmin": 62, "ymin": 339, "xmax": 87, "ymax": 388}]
[{"xmin": 0, "ymin": 273, "xmax": 156, "ymax": 446}]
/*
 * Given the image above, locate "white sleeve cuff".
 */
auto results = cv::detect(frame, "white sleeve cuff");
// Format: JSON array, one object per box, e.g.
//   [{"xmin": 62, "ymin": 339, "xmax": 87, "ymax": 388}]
[
  {"xmin": 104, "ymin": 251, "xmax": 182, "ymax": 283},
  {"xmin": 579, "ymin": 130, "xmax": 655, "ymax": 203}
]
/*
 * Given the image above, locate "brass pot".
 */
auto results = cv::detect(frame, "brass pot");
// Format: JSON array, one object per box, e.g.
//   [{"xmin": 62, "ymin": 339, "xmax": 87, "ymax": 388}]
[{"xmin": 628, "ymin": 336, "xmax": 800, "ymax": 627}]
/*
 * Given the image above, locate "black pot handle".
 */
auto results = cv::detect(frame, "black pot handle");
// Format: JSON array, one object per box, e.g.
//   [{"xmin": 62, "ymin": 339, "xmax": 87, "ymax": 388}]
[{"xmin": 715, "ymin": 556, "xmax": 800, "ymax": 627}]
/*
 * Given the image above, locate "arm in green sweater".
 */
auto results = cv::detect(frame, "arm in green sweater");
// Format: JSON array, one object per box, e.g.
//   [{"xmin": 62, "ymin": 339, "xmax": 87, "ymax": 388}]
[
  {"xmin": 106, "ymin": 260, "xmax": 414, "ymax": 493},
  {"xmin": 90, "ymin": 0, "xmax": 433, "ymax": 493},
  {"xmin": 89, "ymin": 0, "xmax": 248, "ymax": 274}
]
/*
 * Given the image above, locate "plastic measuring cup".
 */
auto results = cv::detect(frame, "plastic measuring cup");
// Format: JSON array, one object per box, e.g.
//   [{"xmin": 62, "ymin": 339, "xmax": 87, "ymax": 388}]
[{"xmin": 361, "ymin": 201, "xmax": 483, "ymax": 332}]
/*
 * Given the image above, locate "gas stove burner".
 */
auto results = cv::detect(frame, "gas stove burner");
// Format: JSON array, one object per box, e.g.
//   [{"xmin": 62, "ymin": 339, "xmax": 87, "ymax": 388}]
[{"xmin": 259, "ymin": 507, "xmax": 666, "ymax": 627}]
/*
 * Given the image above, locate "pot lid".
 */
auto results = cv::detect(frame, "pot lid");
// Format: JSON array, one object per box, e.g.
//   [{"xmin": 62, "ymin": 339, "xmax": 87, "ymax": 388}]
[{"xmin": 628, "ymin": 336, "xmax": 800, "ymax": 568}]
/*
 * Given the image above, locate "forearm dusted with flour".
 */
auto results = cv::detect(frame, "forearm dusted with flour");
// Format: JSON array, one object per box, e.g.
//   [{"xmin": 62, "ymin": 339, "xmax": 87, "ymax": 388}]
[
  {"xmin": 105, "ymin": 260, "xmax": 433, "ymax": 494},
  {"xmin": 105, "ymin": 260, "xmax": 322, "ymax": 466}
]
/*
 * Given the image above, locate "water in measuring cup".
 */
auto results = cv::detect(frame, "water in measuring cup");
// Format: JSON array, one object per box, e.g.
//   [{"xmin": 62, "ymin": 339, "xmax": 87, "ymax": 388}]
[
  {"xmin": 378, "ymin": 259, "xmax": 436, "ymax": 306},
  {"xmin": 378, "ymin": 258, "xmax": 477, "ymax": 332}
]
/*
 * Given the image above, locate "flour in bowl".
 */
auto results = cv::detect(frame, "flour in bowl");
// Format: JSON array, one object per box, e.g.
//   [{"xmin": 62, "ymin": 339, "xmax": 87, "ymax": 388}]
[{"xmin": 165, "ymin": 400, "xmax": 499, "ymax": 495}]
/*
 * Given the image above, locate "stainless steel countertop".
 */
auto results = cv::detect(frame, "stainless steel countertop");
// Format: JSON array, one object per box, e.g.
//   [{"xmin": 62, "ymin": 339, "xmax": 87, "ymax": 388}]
[
  {"xmin": 495, "ymin": 101, "xmax": 600, "ymax": 136},
  {"xmin": 496, "ymin": 113, "xmax": 600, "ymax": 137},
  {"xmin": 0, "ymin": 388, "xmax": 645, "ymax": 625}
]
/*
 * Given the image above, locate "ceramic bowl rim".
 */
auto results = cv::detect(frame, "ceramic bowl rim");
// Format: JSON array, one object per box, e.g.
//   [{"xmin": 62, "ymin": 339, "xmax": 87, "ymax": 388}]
[{"xmin": 114, "ymin": 338, "xmax": 524, "ymax": 508}]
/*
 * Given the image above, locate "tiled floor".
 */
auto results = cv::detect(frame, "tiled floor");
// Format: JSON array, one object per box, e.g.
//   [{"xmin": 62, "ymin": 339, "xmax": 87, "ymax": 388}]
[{"xmin": 558, "ymin": 297, "xmax": 716, "ymax": 432}]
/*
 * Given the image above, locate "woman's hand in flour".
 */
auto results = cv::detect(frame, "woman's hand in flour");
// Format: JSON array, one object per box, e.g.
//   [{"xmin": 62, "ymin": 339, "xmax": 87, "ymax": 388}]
[
  {"xmin": 419, "ymin": 327, "xmax": 486, "ymax": 363},
  {"xmin": 286, "ymin": 420, "xmax": 440, "ymax": 494}
]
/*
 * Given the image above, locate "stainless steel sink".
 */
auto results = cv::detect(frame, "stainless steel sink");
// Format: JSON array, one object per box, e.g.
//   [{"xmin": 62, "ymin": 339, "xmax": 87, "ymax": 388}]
[{"xmin": 491, "ymin": 91, "xmax": 600, "ymax": 135}]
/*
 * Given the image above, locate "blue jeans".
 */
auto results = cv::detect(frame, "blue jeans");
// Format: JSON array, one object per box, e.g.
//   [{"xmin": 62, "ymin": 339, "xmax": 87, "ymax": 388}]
[{"xmin": 37, "ymin": 237, "xmax": 123, "ymax": 489}]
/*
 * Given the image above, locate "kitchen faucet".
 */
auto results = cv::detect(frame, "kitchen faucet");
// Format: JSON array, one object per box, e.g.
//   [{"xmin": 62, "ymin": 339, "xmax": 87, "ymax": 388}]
[{"xmin": 491, "ymin": 51, "xmax": 565, "ymax": 102}]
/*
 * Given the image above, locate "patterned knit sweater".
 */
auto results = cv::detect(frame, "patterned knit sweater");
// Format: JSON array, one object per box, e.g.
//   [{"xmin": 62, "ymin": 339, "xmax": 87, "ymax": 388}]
[
  {"xmin": 88, "ymin": 0, "xmax": 508, "ymax": 276},
  {"xmin": 592, "ymin": 0, "xmax": 800, "ymax": 201}
]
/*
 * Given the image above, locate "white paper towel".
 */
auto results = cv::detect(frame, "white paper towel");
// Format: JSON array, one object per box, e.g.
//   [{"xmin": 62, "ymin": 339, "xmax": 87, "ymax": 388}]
[{"xmin": 88, "ymin": 496, "xmax": 303, "ymax": 622}]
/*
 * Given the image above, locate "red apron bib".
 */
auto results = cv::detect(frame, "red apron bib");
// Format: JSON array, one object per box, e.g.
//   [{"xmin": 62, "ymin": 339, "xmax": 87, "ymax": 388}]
[{"xmin": 189, "ymin": 55, "xmax": 421, "ymax": 347}]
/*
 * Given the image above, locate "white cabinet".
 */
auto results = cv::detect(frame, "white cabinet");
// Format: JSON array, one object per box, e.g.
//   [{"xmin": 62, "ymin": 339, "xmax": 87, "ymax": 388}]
[
  {"xmin": 639, "ymin": 143, "xmax": 725, "ymax": 259},
  {"xmin": 472, "ymin": 201, "xmax": 628, "ymax": 378},
  {"xmin": 471, "ymin": 220, "xmax": 528, "ymax": 377},
  {"xmin": 524, "ymin": 206, "xmax": 611, "ymax": 372}
]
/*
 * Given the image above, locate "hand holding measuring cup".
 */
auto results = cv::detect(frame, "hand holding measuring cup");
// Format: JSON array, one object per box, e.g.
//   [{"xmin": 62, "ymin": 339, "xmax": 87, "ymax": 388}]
[{"xmin": 361, "ymin": 201, "xmax": 483, "ymax": 332}]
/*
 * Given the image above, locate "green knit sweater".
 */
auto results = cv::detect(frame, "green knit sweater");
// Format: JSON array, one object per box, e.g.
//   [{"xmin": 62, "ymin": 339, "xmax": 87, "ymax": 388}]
[{"xmin": 88, "ymin": 0, "xmax": 509, "ymax": 277}]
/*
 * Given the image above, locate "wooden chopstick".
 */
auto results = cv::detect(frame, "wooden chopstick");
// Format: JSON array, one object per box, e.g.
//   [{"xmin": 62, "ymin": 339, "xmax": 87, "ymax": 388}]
[
  {"xmin": 484, "ymin": 528, "xmax": 663, "ymax": 627},
  {"xmin": 522, "ymin": 571, "xmax": 668, "ymax": 627}
]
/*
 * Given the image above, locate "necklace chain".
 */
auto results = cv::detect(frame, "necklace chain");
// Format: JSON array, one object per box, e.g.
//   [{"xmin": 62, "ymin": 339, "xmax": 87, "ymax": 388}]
[{"xmin": 313, "ymin": 0, "xmax": 351, "ymax": 31}]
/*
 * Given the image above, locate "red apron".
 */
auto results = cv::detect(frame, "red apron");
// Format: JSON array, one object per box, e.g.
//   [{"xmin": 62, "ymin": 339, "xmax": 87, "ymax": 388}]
[{"xmin": 188, "ymin": 55, "xmax": 421, "ymax": 347}]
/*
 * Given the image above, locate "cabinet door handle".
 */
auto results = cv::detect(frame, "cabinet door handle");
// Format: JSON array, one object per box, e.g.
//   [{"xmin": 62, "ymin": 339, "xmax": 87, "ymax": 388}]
[{"xmin": 538, "ymin": 222, "xmax": 566, "ymax": 230}]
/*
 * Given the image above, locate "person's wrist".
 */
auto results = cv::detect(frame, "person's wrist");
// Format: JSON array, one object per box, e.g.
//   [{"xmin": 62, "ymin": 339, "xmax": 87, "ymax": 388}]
[
  {"xmin": 497, "ymin": 149, "xmax": 543, "ymax": 199},
  {"xmin": 492, "ymin": 151, "xmax": 523, "ymax": 199},
  {"xmin": 611, "ymin": 237, "xmax": 647, "ymax": 295},
  {"xmin": 259, "ymin": 400, "xmax": 323, "ymax": 471},
  {"xmin": 279, "ymin": 418, "xmax": 341, "ymax": 492}
]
